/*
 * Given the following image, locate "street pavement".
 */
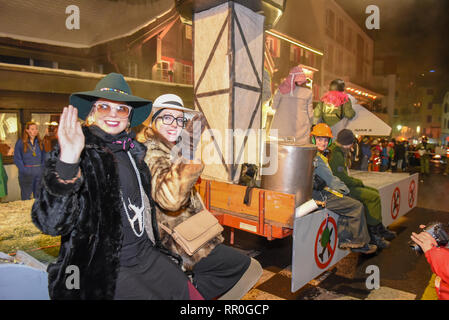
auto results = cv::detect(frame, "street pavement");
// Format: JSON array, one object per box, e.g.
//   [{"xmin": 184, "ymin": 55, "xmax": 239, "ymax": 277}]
[{"xmin": 227, "ymin": 164, "xmax": 449, "ymax": 300}]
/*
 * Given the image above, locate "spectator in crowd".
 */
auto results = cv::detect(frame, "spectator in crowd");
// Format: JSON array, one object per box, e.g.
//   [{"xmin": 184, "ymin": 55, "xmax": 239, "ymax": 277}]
[
  {"xmin": 43, "ymin": 122, "xmax": 59, "ymax": 153},
  {"xmin": 411, "ymin": 225, "xmax": 449, "ymax": 300},
  {"xmin": 388, "ymin": 140, "xmax": 395, "ymax": 171},
  {"xmin": 360, "ymin": 137, "xmax": 372, "ymax": 171},
  {"xmin": 394, "ymin": 140, "xmax": 406, "ymax": 172},
  {"xmin": 370, "ymin": 140, "xmax": 381, "ymax": 172},
  {"xmin": 380, "ymin": 139, "xmax": 389, "ymax": 172},
  {"xmin": 13, "ymin": 122, "xmax": 45, "ymax": 200}
]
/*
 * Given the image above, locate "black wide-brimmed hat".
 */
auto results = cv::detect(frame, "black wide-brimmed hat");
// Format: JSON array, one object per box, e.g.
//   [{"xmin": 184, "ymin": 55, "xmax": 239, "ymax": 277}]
[{"xmin": 69, "ymin": 73, "xmax": 152, "ymax": 127}]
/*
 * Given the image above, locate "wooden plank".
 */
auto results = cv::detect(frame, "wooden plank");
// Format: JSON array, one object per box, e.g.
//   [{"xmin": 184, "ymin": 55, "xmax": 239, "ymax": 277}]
[
  {"xmin": 196, "ymin": 179, "xmax": 296, "ymax": 227},
  {"xmin": 14, "ymin": 251, "xmax": 48, "ymax": 272}
]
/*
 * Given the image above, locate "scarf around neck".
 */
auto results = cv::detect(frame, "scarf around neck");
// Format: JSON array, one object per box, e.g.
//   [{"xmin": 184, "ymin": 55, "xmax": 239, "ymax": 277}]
[{"xmin": 88, "ymin": 125, "xmax": 136, "ymax": 153}]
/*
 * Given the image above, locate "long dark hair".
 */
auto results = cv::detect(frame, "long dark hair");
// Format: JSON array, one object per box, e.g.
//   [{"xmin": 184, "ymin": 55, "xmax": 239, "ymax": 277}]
[{"xmin": 22, "ymin": 122, "xmax": 43, "ymax": 153}]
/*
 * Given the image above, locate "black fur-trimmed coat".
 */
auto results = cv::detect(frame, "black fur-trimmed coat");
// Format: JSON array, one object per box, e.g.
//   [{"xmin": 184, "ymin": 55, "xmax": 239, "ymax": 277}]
[
  {"xmin": 31, "ymin": 126, "xmax": 162, "ymax": 300},
  {"xmin": 142, "ymin": 128, "xmax": 224, "ymax": 271}
]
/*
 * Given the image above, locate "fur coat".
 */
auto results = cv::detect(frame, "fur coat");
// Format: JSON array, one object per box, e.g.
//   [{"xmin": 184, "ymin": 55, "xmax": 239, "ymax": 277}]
[
  {"xmin": 31, "ymin": 126, "xmax": 164, "ymax": 300},
  {"xmin": 142, "ymin": 128, "xmax": 224, "ymax": 271}
]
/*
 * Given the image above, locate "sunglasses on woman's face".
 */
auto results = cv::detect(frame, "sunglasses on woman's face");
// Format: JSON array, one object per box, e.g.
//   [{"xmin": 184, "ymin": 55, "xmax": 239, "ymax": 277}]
[
  {"xmin": 94, "ymin": 102, "xmax": 132, "ymax": 118},
  {"xmin": 158, "ymin": 114, "xmax": 186, "ymax": 127}
]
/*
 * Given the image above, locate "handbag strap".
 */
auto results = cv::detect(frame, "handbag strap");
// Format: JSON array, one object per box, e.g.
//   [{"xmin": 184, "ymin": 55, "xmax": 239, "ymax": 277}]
[
  {"xmin": 158, "ymin": 221, "xmax": 173, "ymax": 235},
  {"xmin": 195, "ymin": 190, "xmax": 208, "ymax": 211}
]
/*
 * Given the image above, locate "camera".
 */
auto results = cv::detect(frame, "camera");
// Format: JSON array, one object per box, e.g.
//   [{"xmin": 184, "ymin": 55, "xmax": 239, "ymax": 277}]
[{"xmin": 409, "ymin": 222, "xmax": 449, "ymax": 255}]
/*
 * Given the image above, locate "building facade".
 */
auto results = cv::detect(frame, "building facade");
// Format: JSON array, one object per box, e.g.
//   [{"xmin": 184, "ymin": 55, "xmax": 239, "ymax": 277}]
[{"xmin": 440, "ymin": 92, "xmax": 449, "ymax": 145}]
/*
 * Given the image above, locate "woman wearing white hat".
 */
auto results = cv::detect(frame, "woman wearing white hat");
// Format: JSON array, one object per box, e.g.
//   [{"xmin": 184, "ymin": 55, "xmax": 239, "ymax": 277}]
[{"xmin": 141, "ymin": 94, "xmax": 262, "ymax": 300}]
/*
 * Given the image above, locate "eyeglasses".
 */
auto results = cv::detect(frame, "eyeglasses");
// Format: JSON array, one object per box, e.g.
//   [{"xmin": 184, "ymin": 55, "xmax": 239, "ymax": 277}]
[
  {"xmin": 94, "ymin": 102, "xmax": 132, "ymax": 118},
  {"xmin": 157, "ymin": 114, "xmax": 186, "ymax": 127}
]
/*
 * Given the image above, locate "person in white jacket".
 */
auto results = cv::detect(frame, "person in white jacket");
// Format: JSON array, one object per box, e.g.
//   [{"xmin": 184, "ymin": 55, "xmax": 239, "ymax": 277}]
[{"xmin": 270, "ymin": 66, "xmax": 313, "ymax": 145}]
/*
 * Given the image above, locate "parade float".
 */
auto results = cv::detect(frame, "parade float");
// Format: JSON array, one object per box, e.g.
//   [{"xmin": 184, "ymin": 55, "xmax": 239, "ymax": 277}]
[{"xmin": 179, "ymin": 0, "xmax": 419, "ymax": 292}]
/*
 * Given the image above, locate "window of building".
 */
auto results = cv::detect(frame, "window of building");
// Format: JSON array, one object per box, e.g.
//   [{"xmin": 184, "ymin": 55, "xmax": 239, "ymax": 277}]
[
  {"xmin": 30, "ymin": 113, "xmax": 61, "ymax": 153},
  {"xmin": 428, "ymin": 102, "xmax": 433, "ymax": 110},
  {"xmin": 0, "ymin": 55, "xmax": 30, "ymax": 66},
  {"xmin": 334, "ymin": 50, "xmax": 343, "ymax": 75},
  {"xmin": 0, "ymin": 112, "xmax": 19, "ymax": 159},
  {"xmin": 325, "ymin": 44, "xmax": 334, "ymax": 73},
  {"xmin": 345, "ymin": 27, "xmax": 352, "ymax": 51},
  {"xmin": 182, "ymin": 64, "xmax": 193, "ymax": 85},
  {"xmin": 128, "ymin": 61, "xmax": 138, "ymax": 78},
  {"xmin": 427, "ymin": 89, "xmax": 434, "ymax": 95},
  {"xmin": 325, "ymin": 9, "xmax": 335, "ymax": 39},
  {"xmin": 336, "ymin": 19, "xmax": 344, "ymax": 43},
  {"xmin": 444, "ymin": 103, "xmax": 448, "ymax": 113},
  {"xmin": 154, "ymin": 60, "xmax": 172, "ymax": 82},
  {"xmin": 185, "ymin": 25, "xmax": 192, "ymax": 40},
  {"xmin": 427, "ymin": 115, "xmax": 432, "ymax": 123},
  {"xmin": 265, "ymin": 35, "xmax": 280, "ymax": 58},
  {"xmin": 289, "ymin": 45, "xmax": 301, "ymax": 63}
]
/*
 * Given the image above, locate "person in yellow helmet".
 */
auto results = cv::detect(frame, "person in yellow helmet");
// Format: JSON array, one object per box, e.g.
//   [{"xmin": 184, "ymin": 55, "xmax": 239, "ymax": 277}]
[{"xmin": 311, "ymin": 123, "xmax": 376, "ymax": 254}]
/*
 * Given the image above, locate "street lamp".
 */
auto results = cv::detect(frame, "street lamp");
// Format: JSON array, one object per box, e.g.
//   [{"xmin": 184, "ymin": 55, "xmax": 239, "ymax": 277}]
[
  {"xmin": 417, "ymin": 126, "xmax": 421, "ymax": 134},
  {"xmin": 397, "ymin": 125, "xmax": 402, "ymax": 131}
]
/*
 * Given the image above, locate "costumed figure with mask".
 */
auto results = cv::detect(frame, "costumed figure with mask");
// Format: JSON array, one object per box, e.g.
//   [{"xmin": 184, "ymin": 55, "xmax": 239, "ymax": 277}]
[
  {"xmin": 313, "ymin": 79, "xmax": 356, "ymax": 137},
  {"xmin": 270, "ymin": 66, "xmax": 313, "ymax": 145}
]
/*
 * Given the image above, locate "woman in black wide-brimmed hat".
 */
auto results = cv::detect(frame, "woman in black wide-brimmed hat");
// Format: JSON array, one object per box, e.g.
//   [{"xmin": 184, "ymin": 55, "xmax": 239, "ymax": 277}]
[{"xmin": 31, "ymin": 73, "xmax": 203, "ymax": 300}]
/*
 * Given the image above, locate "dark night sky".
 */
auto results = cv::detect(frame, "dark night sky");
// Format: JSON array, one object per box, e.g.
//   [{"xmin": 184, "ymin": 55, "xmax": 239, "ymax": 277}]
[{"xmin": 335, "ymin": 0, "xmax": 449, "ymax": 94}]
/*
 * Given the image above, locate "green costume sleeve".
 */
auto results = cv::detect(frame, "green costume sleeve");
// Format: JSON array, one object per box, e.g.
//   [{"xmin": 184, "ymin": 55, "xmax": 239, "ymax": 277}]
[
  {"xmin": 329, "ymin": 145, "xmax": 364, "ymax": 188},
  {"xmin": 313, "ymin": 102, "xmax": 323, "ymax": 125},
  {"xmin": 342, "ymin": 100, "xmax": 356, "ymax": 120}
]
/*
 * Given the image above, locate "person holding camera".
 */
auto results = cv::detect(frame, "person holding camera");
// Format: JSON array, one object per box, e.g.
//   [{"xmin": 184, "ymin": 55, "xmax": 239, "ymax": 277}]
[{"xmin": 411, "ymin": 225, "xmax": 449, "ymax": 300}]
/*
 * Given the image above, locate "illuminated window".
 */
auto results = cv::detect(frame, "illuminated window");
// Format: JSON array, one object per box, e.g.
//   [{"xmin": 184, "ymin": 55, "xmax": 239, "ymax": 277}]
[
  {"xmin": 0, "ymin": 112, "xmax": 18, "ymax": 157},
  {"xmin": 31, "ymin": 113, "xmax": 61, "ymax": 152},
  {"xmin": 182, "ymin": 64, "xmax": 193, "ymax": 85},
  {"xmin": 289, "ymin": 45, "xmax": 301, "ymax": 63},
  {"xmin": 154, "ymin": 61, "xmax": 172, "ymax": 82},
  {"xmin": 185, "ymin": 25, "xmax": 192, "ymax": 40},
  {"xmin": 265, "ymin": 36, "xmax": 280, "ymax": 58}
]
